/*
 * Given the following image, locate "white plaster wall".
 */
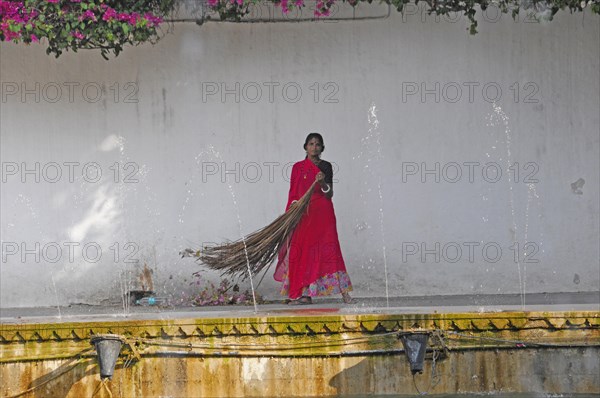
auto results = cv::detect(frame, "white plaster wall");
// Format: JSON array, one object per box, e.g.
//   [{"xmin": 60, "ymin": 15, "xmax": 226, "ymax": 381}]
[{"xmin": 1, "ymin": 9, "xmax": 598, "ymax": 307}]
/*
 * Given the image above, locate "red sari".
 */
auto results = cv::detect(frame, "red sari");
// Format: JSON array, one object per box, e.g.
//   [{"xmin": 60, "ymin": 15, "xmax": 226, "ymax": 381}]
[{"xmin": 274, "ymin": 158, "xmax": 352, "ymax": 300}]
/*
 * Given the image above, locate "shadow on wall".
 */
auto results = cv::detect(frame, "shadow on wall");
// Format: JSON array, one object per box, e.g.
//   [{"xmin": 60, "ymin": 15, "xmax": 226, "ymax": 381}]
[
  {"xmin": 328, "ymin": 356, "xmax": 419, "ymax": 395},
  {"xmin": 328, "ymin": 355, "xmax": 437, "ymax": 396},
  {"xmin": 12, "ymin": 356, "xmax": 141, "ymax": 397},
  {"xmin": 8, "ymin": 357, "xmax": 96, "ymax": 398},
  {"xmin": 329, "ymin": 358, "xmax": 375, "ymax": 395}
]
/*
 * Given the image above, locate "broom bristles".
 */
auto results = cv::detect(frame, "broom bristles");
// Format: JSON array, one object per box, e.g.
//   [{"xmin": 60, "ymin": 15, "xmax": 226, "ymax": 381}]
[{"xmin": 191, "ymin": 181, "xmax": 317, "ymax": 280}]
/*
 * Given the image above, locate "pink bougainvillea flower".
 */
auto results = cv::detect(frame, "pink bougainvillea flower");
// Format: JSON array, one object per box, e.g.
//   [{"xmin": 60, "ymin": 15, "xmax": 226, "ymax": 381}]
[
  {"xmin": 0, "ymin": 1, "xmax": 22, "ymax": 17},
  {"xmin": 0, "ymin": 0, "xmax": 172, "ymax": 57},
  {"xmin": 280, "ymin": 0, "xmax": 289, "ymax": 13},
  {"xmin": 79, "ymin": 10, "xmax": 96, "ymax": 21},
  {"xmin": 314, "ymin": 0, "xmax": 333, "ymax": 17},
  {"xmin": 207, "ymin": 0, "xmax": 219, "ymax": 6},
  {"xmin": 143, "ymin": 12, "xmax": 162, "ymax": 27},
  {"xmin": 295, "ymin": 0, "xmax": 304, "ymax": 6},
  {"xmin": 1, "ymin": 20, "xmax": 21, "ymax": 41},
  {"xmin": 102, "ymin": 7, "xmax": 117, "ymax": 21},
  {"xmin": 128, "ymin": 12, "xmax": 140, "ymax": 25}
]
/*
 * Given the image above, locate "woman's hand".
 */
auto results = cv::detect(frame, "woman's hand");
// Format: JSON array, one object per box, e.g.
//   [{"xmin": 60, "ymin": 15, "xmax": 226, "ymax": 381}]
[
  {"xmin": 315, "ymin": 171, "xmax": 333, "ymax": 198},
  {"xmin": 315, "ymin": 172, "xmax": 325, "ymax": 183}
]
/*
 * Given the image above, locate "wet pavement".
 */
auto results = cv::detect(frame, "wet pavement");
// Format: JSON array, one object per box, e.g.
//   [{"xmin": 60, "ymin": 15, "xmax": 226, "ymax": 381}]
[{"xmin": 1, "ymin": 292, "xmax": 598, "ymax": 325}]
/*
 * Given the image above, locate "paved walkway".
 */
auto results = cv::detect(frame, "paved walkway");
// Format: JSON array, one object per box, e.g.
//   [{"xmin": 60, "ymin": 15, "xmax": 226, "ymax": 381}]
[{"xmin": 1, "ymin": 292, "xmax": 598, "ymax": 325}]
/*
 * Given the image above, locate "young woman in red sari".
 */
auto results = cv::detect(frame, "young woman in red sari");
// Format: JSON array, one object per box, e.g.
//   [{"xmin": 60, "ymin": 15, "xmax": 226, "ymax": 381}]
[{"xmin": 274, "ymin": 133, "xmax": 353, "ymax": 305}]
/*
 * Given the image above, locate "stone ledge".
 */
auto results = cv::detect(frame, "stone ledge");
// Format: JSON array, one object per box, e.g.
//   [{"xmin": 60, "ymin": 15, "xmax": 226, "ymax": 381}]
[{"xmin": 1, "ymin": 310, "xmax": 598, "ymax": 344}]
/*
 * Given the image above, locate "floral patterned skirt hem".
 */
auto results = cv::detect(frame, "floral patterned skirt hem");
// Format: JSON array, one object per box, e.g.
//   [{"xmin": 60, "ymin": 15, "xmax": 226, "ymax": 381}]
[{"xmin": 279, "ymin": 270, "xmax": 353, "ymax": 298}]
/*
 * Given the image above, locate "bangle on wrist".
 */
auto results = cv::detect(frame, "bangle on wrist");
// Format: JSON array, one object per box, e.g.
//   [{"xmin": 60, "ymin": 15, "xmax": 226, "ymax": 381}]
[{"xmin": 321, "ymin": 184, "xmax": 331, "ymax": 193}]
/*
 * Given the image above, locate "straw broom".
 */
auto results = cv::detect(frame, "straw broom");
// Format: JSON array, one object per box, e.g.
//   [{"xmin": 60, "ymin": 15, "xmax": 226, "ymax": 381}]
[{"xmin": 183, "ymin": 180, "xmax": 317, "ymax": 280}]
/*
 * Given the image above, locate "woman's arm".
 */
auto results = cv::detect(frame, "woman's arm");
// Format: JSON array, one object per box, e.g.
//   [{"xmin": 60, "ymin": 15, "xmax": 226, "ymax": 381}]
[
  {"xmin": 316, "ymin": 172, "xmax": 333, "ymax": 199},
  {"xmin": 286, "ymin": 164, "xmax": 300, "ymax": 210},
  {"xmin": 316, "ymin": 160, "xmax": 334, "ymax": 199}
]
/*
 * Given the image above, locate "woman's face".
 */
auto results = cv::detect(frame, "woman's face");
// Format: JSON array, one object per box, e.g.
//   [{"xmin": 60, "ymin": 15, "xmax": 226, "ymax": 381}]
[{"xmin": 305, "ymin": 137, "xmax": 323, "ymax": 157}]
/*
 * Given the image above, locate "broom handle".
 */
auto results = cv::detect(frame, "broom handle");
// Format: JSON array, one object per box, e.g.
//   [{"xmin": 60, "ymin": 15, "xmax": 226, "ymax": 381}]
[
  {"xmin": 255, "ymin": 180, "xmax": 318, "ymax": 287},
  {"xmin": 290, "ymin": 180, "xmax": 318, "ymax": 209}
]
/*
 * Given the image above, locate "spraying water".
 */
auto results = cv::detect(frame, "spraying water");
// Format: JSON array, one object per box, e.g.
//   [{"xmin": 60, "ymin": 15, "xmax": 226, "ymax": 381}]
[
  {"xmin": 113, "ymin": 136, "xmax": 135, "ymax": 317},
  {"xmin": 354, "ymin": 103, "xmax": 390, "ymax": 307},
  {"xmin": 371, "ymin": 104, "xmax": 390, "ymax": 308},
  {"xmin": 181, "ymin": 145, "xmax": 258, "ymax": 312},
  {"xmin": 487, "ymin": 103, "xmax": 544, "ymax": 308},
  {"xmin": 487, "ymin": 103, "xmax": 523, "ymax": 307},
  {"xmin": 12, "ymin": 194, "xmax": 62, "ymax": 318}
]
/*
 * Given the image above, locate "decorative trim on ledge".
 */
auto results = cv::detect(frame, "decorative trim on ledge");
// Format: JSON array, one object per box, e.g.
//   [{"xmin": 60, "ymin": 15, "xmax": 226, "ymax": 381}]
[{"xmin": 1, "ymin": 311, "xmax": 598, "ymax": 343}]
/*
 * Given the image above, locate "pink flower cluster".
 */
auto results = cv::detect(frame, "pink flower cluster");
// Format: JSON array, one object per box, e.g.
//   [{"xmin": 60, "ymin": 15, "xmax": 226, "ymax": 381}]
[
  {"xmin": 1, "ymin": 0, "xmax": 165, "ymax": 44},
  {"xmin": 0, "ymin": 1, "xmax": 37, "ymax": 41},
  {"xmin": 79, "ymin": 9, "xmax": 96, "ymax": 21},
  {"xmin": 315, "ymin": 0, "xmax": 335, "ymax": 16},
  {"xmin": 101, "ymin": 5, "xmax": 117, "ymax": 21},
  {"xmin": 99, "ymin": 4, "xmax": 161, "ymax": 26},
  {"xmin": 206, "ymin": 0, "xmax": 331, "ymax": 18},
  {"xmin": 279, "ymin": 0, "xmax": 305, "ymax": 13},
  {"xmin": 144, "ymin": 12, "xmax": 162, "ymax": 26}
]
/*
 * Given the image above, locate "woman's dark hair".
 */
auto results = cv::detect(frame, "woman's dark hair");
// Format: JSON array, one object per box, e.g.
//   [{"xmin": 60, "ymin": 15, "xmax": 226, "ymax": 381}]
[{"xmin": 303, "ymin": 132, "xmax": 325, "ymax": 152}]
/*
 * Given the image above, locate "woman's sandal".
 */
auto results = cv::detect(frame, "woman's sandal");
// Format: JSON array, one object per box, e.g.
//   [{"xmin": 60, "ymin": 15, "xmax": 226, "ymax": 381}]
[
  {"xmin": 288, "ymin": 296, "xmax": 312, "ymax": 305},
  {"xmin": 342, "ymin": 293, "xmax": 355, "ymax": 304}
]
